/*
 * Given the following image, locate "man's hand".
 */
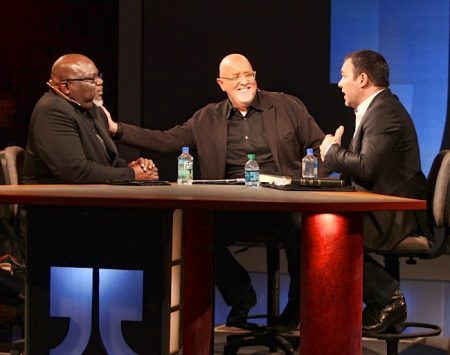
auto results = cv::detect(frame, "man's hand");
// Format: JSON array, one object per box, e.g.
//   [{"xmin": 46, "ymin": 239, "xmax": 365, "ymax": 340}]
[
  {"xmin": 99, "ymin": 105, "xmax": 118, "ymax": 135},
  {"xmin": 319, "ymin": 126, "xmax": 345, "ymax": 161},
  {"xmin": 129, "ymin": 158, "xmax": 159, "ymax": 180}
]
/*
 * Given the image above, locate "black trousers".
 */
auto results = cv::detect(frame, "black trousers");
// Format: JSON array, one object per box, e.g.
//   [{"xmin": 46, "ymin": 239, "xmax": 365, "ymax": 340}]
[
  {"xmin": 214, "ymin": 211, "xmax": 301, "ymax": 308},
  {"xmin": 363, "ymin": 254, "xmax": 399, "ymax": 308},
  {"xmin": 214, "ymin": 211, "xmax": 398, "ymax": 311}
]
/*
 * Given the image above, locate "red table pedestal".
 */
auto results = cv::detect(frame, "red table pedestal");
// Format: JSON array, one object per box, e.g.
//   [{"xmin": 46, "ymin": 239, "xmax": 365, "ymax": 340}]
[{"xmin": 301, "ymin": 212, "xmax": 363, "ymax": 355}]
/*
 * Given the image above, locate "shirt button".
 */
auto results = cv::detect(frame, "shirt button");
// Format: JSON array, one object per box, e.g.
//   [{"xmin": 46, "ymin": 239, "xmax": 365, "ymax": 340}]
[{"xmin": 245, "ymin": 136, "xmax": 249, "ymax": 140}]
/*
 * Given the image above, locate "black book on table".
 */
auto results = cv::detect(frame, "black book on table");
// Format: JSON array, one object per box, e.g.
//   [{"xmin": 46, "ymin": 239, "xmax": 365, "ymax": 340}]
[
  {"xmin": 260, "ymin": 174, "xmax": 354, "ymax": 191},
  {"xmin": 290, "ymin": 177, "xmax": 347, "ymax": 187}
]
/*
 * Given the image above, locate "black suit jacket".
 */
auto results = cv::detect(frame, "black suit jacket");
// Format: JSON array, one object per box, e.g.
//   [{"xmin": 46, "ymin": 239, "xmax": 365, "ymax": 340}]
[
  {"xmin": 22, "ymin": 91, "xmax": 134, "ymax": 184},
  {"xmin": 324, "ymin": 89, "xmax": 431, "ymax": 250}
]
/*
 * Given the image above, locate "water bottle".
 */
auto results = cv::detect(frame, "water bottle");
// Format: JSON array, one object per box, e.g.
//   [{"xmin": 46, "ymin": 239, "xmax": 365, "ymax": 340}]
[
  {"xmin": 244, "ymin": 153, "xmax": 260, "ymax": 188},
  {"xmin": 302, "ymin": 148, "xmax": 318, "ymax": 178},
  {"xmin": 177, "ymin": 146, "xmax": 194, "ymax": 185}
]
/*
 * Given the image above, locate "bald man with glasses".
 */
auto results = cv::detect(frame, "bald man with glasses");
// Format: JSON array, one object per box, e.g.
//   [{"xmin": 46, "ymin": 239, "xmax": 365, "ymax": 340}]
[
  {"xmin": 22, "ymin": 53, "xmax": 159, "ymax": 184},
  {"xmin": 107, "ymin": 53, "xmax": 326, "ymax": 330}
]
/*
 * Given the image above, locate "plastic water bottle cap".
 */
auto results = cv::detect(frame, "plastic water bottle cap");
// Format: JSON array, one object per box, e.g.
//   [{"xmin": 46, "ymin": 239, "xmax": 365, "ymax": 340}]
[
  {"xmin": 306, "ymin": 148, "xmax": 313, "ymax": 155},
  {"xmin": 247, "ymin": 153, "xmax": 256, "ymax": 160},
  {"xmin": 182, "ymin": 146, "xmax": 189, "ymax": 153}
]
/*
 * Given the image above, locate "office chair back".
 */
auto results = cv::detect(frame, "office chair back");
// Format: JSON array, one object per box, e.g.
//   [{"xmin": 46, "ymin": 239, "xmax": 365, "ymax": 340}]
[
  {"xmin": 382, "ymin": 149, "xmax": 450, "ymax": 269},
  {"xmin": 0, "ymin": 146, "xmax": 25, "ymax": 219},
  {"xmin": 1, "ymin": 146, "xmax": 25, "ymax": 186},
  {"xmin": 0, "ymin": 147, "xmax": 26, "ymax": 352},
  {"xmin": 418, "ymin": 149, "xmax": 450, "ymax": 262},
  {"xmin": 428, "ymin": 149, "xmax": 450, "ymax": 229},
  {"xmin": 365, "ymin": 150, "xmax": 450, "ymax": 355}
]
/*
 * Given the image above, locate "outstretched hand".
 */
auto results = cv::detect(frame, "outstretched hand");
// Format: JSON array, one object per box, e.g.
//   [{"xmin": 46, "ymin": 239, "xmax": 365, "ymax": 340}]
[
  {"xmin": 99, "ymin": 105, "xmax": 118, "ymax": 135},
  {"xmin": 319, "ymin": 125, "xmax": 345, "ymax": 161}
]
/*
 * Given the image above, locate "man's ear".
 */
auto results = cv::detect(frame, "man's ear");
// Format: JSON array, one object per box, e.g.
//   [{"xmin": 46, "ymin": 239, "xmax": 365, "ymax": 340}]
[
  {"xmin": 49, "ymin": 79, "xmax": 69, "ymax": 95},
  {"xmin": 359, "ymin": 72, "xmax": 369, "ymax": 88},
  {"xmin": 216, "ymin": 78, "xmax": 226, "ymax": 92},
  {"xmin": 59, "ymin": 82, "xmax": 70, "ymax": 95}
]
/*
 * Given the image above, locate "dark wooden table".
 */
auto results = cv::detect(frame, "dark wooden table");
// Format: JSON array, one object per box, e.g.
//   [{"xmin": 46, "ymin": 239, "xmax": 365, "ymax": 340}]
[{"xmin": 0, "ymin": 184, "xmax": 426, "ymax": 355}]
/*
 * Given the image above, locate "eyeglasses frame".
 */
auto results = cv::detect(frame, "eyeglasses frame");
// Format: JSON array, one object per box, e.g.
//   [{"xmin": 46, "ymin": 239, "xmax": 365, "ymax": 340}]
[{"xmin": 219, "ymin": 71, "xmax": 256, "ymax": 83}]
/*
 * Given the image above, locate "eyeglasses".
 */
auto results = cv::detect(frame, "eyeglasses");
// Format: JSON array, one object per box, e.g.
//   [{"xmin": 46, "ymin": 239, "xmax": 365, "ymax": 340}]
[
  {"xmin": 62, "ymin": 72, "xmax": 103, "ymax": 84},
  {"xmin": 220, "ymin": 71, "xmax": 256, "ymax": 83}
]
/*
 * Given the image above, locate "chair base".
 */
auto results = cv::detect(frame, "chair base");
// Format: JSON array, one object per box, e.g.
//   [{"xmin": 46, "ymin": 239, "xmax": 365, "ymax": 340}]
[
  {"xmin": 223, "ymin": 325, "xmax": 297, "ymax": 355},
  {"xmin": 363, "ymin": 322, "xmax": 441, "ymax": 355}
]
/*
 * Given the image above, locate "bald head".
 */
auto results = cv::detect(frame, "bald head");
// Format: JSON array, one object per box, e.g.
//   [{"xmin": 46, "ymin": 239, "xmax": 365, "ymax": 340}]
[
  {"xmin": 50, "ymin": 54, "xmax": 94, "ymax": 84},
  {"xmin": 48, "ymin": 54, "xmax": 102, "ymax": 109},
  {"xmin": 218, "ymin": 54, "xmax": 253, "ymax": 78},
  {"xmin": 216, "ymin": 53, "xmax": 257, "ymax": 111}
]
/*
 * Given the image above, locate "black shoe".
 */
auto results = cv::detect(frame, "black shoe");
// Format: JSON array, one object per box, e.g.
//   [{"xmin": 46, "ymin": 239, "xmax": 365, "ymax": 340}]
[
  {"xmin": 274, "ymin": 300, "xmax": 300, "ymax": 331},
  {"xmin": 363, "ymin": 289, "xmax": 407, "ymax": 334},
  {"xmin": 226, "ymin": 288, "xmax": 257, "ymax": 328}
]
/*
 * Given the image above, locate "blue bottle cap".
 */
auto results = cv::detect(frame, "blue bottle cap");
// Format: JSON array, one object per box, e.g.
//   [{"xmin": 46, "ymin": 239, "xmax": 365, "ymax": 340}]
[
  {"xmin": 182, "ymin": 146, "xmax": 189, "ymax": 153},
  {"xmin": 306, "ymin": 148, "xmax": 313, "ymax": 155}
]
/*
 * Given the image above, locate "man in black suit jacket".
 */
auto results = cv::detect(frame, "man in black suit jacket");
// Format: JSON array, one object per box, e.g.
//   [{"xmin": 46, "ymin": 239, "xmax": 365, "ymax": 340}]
[
  {"xmin": 22, "ymin": 54, "xmax": 158, "ymax": 184},
  {"xmin": 320, "ymin": 50, "xmax": 432, "ymax": 333}
]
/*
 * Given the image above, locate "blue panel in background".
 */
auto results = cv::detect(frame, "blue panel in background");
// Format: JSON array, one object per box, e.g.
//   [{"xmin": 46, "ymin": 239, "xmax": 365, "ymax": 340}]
[
  {"xmin": 99, "ymin": 269, "xmax": 143, "ymax": 355},
  {"xmin": 49, "ymin": 267, "xmax": 144, "ymax": 354},
  {"xmin": 390, "ymin": 84, "xmax": 413, "ymax": 116},
  {"xmin": 50, "ymin": 267, "xmax": 93, "ymax": 355},
  {"xmin": 330, "ymin": 0, "xmax": 449, "ymax": 174},
  {"xmin": 330, "ymin": 0, "xmax": 380, "ymax": 83}
]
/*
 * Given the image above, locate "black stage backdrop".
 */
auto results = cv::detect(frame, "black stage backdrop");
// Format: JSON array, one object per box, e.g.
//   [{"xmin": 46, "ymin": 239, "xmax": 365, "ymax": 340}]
[
  {"xmin": 1, "ymin": 1, "xmax": 449, "ymax": 180},
  {"xmin": 0, "ymin": 0, "xmax": 119, "ymax": 147},
  {"xmin": 141, "ymin": 0, "xmax": 355, "ymax": 180}
]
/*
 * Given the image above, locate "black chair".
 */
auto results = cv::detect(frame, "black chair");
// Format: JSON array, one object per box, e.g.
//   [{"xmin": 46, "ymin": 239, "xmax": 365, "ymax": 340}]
[
  {"xmin": 0, "ymin": 146, "xmax": 25, "ymax": 232},
  {"xmin": 223, "ymin": 240, "xmax": 297, "ymax": 355},
  {"xmin": 0, "ymin": 146, "xmax": 25, "ymax": 355},
  {"xmin": 364, "ymin": 150, "xmax": 450, "ymax": 355}
]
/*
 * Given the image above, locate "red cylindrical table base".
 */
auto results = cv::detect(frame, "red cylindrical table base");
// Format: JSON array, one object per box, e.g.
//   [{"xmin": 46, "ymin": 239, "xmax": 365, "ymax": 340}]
[{"xmin": 301, "ymin": 212, "xmax": 363, "ymax": 355}]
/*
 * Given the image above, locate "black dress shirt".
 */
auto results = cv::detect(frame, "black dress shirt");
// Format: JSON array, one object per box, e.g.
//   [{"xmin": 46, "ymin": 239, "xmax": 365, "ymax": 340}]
[{"xmin": 225, "ymin": 97, "xmax": 279, "ymax": 178}]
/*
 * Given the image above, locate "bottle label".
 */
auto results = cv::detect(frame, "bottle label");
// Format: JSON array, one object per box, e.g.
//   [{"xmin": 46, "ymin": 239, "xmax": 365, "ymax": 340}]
[
  {"xmin": 178, "ymin": 158, "xmax": 193, "ymax": 182},
  {"xmin": 302, "ymin": 156, "xmax": 318, "ymax": 178},
  {"xmin": 245, "ymin": 170, "xmax": 259, "ymax": 182}
]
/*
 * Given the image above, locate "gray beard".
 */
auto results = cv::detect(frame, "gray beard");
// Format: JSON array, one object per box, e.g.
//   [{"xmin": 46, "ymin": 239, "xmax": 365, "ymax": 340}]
[{"xmin": 93, "ymin": 98, "xmax": 104, "ymax": 107}]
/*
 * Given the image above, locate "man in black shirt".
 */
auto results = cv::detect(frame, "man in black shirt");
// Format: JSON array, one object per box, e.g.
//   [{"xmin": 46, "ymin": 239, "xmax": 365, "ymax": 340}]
[{"xmin": 108, "ymin": 54, "xmax": 326, "ymax": 329}]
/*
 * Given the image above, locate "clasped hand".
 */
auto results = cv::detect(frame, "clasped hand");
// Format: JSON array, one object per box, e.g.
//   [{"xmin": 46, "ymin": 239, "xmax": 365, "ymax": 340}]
[
  {"xmin": 129, "ymin": 158, "xmax": 159, "ymax": 180},
  {"xmin": 98, "ymin": 105, "xmax": 158, "ymax": 180}
]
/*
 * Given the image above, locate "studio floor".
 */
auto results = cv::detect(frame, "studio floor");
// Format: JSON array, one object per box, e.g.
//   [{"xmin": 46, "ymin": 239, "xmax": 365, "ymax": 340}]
[
  {"xmin": 0, "ymin": 332, "xmax": 447, "ymax": 354},
  {"xmin": 213, "ymin": 329, "xmax": 450, "ymax": 355}
]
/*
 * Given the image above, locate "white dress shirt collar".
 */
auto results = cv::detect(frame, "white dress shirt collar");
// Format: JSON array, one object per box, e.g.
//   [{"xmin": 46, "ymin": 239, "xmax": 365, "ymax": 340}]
[{"xmin": 353, "ymin": 89, "xmax": 386, "ymax": 137}]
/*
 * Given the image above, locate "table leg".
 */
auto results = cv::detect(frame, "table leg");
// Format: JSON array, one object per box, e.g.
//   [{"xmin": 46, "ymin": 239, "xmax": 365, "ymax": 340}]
[
  {"xmin": 301, "ymin": 213, "xmax": 363, "ymax": 355},
  {"xmin": 183, "ymin": 209, "xmax": 214, "ymax": 355}
]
